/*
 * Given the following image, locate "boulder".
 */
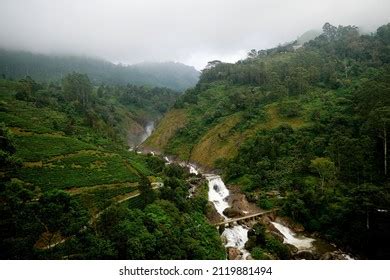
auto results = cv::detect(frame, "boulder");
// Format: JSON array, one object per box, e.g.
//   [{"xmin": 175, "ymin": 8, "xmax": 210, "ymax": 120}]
[
  {"xmin": 223, "ymin": 207, "xmax": 242, "ymax": 218},
  {"xmin": 293, "ymin": 250, "xmax": 319, "ymax": 260},
  {"xmin": 227, "ymin": 247, "xmax": 242, "ymax": 260}
]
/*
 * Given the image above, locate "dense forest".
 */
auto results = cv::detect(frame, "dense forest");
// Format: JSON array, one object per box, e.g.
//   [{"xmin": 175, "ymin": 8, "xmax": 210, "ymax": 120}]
[
  {"xmin": 144, "ymin": 23, "xmax": 390, "ymax": 258},
  {"xmin": 0, "ymin": 49, "xmax": 200, "ymax": 91}
]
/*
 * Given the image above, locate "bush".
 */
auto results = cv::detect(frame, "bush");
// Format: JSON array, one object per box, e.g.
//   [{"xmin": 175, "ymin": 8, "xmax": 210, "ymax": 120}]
[
  {"xmin": 251, "ymin": 247, "xmax": 270, "ymax": 260},
  {"xmin": 258, "ymin": 196, "xmax": 274, "ymax": 210},
  {"xmin": 265, "ymin": 236, "xmax": 291, "ymax": 260}
]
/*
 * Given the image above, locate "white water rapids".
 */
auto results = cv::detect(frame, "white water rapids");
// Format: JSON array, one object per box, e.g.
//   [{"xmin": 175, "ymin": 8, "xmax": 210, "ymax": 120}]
[
  {"xmin": 151, "ymin": 154, "xmax": 355, "ymax": 259},
  {"xmin": 205, "ymin": 174, "xmax": 250, "ymax": 259},
  {"xmin": 140, "ymin": 122, "xmax": 155, "ymax": 143},
  {"xmin": 162, "ymin": 156, "xmax": 250, "ymax": 259},
  {"xmin": 271, "ymin": 222, "xmax": 315, "ymax": 250},
  {"xmin": 206, "ymin": 175, "xmax": 230, "ymax": 218}
]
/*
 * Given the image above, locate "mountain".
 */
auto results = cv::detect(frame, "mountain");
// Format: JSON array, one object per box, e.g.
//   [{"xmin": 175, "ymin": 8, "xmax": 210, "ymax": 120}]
[
  {"xmin": 0, "ymin": 49, "xmax": 199, "ymax": 91},
  {"xmin": 144, "ymin": 23, "xmax": 390, "ymax": 257}
]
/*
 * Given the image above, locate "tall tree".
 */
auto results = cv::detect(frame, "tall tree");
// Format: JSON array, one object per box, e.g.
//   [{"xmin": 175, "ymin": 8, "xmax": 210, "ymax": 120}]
[{"xmin": 62, "ymin": 72, "xmax": 92, "ymax": 110}]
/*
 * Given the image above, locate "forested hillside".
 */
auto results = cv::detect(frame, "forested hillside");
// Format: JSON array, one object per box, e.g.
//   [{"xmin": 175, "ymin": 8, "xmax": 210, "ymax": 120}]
[
  {"xmin": 0, "ymin": 49, "xmax": 200, "ymax": 91},
  {"xmin": 144, "ymin": 23, "xmax": 390, "ymax": 257},
  {"xmin": 0, "ymin": 74, "xmax": 224, "ymax": 259}
]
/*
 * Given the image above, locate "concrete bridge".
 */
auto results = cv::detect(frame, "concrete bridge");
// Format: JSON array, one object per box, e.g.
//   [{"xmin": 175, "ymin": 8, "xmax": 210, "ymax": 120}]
[{"xmin": 213, "ymin": 209, "xmax": 278, "ymax": 227}]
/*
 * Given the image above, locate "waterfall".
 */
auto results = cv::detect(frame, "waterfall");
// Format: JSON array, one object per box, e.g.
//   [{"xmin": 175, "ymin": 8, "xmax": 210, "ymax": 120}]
[
  {"xmin": 140, "ymin": 121, "xmax": 155, "ymax": 143},
  {"xmin": 271, "ymin": 222, "xmax": 314, "ymax": 251},
  {"xmin": 221, "ymin": 225, "xmax": 250, "ymax": 259},
  {"xmin": 188, "ymin": 164, "xmax": 199, "ymax": 175},
  {"xmin": 206, "ymin": 175, "xmax": 230, "ymax": 218},
  {"xmin": 205, "ymin": 174, "xmax": 250, "ymax": 259}
]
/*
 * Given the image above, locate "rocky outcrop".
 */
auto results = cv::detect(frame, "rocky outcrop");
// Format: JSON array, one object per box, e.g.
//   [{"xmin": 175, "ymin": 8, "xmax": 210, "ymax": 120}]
[
  {"xmin": 293, "ymin": 250, "xmax": 319, "ymax": 260},
  {"xmin": 223, "ymin": 207, "xmax": 243, "ymax": 218},
  {"xmin": 227, "ymin": 247, "xmax": 242, "ymax": 260},
  {"xmin": 206, "ymin": 202, "xmax": 224, "ymax": 224}
]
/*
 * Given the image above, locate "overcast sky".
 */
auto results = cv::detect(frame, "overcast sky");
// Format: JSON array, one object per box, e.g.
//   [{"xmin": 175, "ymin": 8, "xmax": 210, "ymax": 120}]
[{"xmin": 0, "ymin": 0, "xmax": 389, "ymax": 70}]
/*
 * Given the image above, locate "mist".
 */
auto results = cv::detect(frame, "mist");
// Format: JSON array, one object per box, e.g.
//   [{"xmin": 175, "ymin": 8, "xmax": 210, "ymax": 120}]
[{"xmin": 0, "ymin": 0, "xmax": 389, "ymax": 70}]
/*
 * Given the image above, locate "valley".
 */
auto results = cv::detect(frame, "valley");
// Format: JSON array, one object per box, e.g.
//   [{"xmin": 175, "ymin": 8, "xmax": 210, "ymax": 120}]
[{"xmin": 1, "ymin": 21, "xmax": 390, "ymax": 260}]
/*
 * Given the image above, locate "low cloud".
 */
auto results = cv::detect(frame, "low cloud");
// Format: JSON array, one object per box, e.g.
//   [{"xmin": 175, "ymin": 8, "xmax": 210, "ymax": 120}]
[{"xmin": 0, "ymin": 0, "xmax": 388, "ymax": 69}]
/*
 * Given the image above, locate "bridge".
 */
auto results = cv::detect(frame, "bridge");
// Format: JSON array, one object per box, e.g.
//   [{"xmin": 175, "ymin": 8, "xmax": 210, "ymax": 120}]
[{"xmin": 213, "ymin": 209, "xmax": 278, "ymax": 227}]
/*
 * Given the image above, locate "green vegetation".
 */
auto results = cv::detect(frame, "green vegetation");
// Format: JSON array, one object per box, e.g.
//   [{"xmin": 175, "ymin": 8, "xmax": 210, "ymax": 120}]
[
  {"xmin": 246, "ymin": 223, "xmax": 290, "ymax": 260},
  {"xmin": 14, "ymin": 135, "xmax": 95, "ymax": 161},
  {"xmin": 149, "ymin": 23, "xmax": 390, "ymax": 257},
  {"xmin": 0, "ymin": 72, "xmax": 225, "ymax": 260},
  {"xmin": 2, "ymin": 21, "xmax": 390, "ymax": 260}
]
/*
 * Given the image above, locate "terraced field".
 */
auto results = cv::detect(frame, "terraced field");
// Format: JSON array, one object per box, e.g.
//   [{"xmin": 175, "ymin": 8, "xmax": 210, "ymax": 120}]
[{"xmin": 0, "ymin": 83, "xmax": 152, "ymax": 214}]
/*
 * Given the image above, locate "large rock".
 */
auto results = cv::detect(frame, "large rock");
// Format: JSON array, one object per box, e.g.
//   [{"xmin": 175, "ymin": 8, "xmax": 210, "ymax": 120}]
[
  {"xmin": 227, "ymin": 247, "xmax": 242, "ymax": 260},
  {"xmin": 206, "ymin": 202, "xmax": 224, "ymax": 224},
  {"xmin": 223, "ymin": 207, "xmax": 243, "ymax": 218},
  {"xmin": 293, "ymin": 250, "xmax": 319, "ymax": 260}
]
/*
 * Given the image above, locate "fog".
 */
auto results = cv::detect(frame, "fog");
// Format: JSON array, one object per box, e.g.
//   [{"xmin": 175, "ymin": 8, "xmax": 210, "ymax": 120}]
[{"xmin": 0, "ymin": 0, "xmax": 389, "ymax": 70}]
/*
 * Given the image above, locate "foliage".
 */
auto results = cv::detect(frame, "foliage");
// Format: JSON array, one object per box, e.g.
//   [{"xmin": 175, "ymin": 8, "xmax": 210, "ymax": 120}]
[{"xmin": 151, "ymin": 22, "xmax": 390, "ymax": 257}]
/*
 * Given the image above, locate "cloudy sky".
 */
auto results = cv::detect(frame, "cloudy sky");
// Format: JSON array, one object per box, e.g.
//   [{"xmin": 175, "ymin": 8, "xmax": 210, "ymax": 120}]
[{"xmin": 0, "ymin": 0, "xmax": 389, "ymax": 70}]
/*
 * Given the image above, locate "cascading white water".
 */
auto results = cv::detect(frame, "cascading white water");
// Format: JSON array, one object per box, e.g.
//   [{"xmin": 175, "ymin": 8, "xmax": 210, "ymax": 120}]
[
  {"xmin": 136, "ymin": 129, "xmax": 356, "ymax": 260},
  {"xmin": 221, "ymin": 225, "xmax": 251, "ymax": 259},
  {"xmin": 271, "ymin": 222, "xmax": 314, "ymax": 250},
  {"xmin": 140, "ymin": 122, "xmax": 155, "ymax": 143},
  {"xmin": 204, "ymin": 174, "xmax": 251, "ymax": 259},
  {"xmin": 189, "ymin": 164, "xmax": 198, "ymax": 175},
  {"xmin": 206, "ymin": 175, "xmax": 230, "ymax": 218}
]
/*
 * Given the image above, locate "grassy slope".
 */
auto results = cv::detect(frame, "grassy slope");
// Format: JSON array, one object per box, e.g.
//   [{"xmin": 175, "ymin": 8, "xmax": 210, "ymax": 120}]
[
  {"xmin": 0, "ymin": 82, "xmax": 151, "ymax": 214},
  {"xmin": 142, "ymin": 109, "xmax": 188, "ymax": 150},
  {"xmin": 146, "ymin": 84, "xmax": 315, "ymax": 168}
]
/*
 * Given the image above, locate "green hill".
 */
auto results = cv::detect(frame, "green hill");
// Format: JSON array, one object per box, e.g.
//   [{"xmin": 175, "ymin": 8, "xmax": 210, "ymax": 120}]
[
  {"xmin": 0, "ymin": 49, "xmax": 199, "ymax": 91},
  {"xmin": 145, "ymin": 22, "xmax": 390, "ymax": 257},
  {"xmin": 0, "ymin": 75, "xmax": 224, "ymax": 260},
  {"xmin": 0, "ymin": 77, "xmax": 153, "ymax": 215}
]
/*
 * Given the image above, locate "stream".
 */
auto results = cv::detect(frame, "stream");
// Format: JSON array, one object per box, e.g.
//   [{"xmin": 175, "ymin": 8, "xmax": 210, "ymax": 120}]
[
  {"xmin": 205, "ymin": 173, "xmax": 251, "ymax": 259},
  {"xmin": 153, "ymin": 153, "xmax": 355, "ymax": 259},
  {"xmin": 169, "ymin": 158, "xmax": 354, "ymax": 260},
  {"xmin": 271, "ymin": 222, "xmax": 314, "ymax": 251},
  {"xmin": 138, "ymin": 124, "xmax": 354, "ymax": 260},
  {"xmin": 139, "ymin": 122, "xmax": 155, "ymax": 143},
  {"xmin": 128, "ymin": 121, "xmax": 155, "ymax": 150}
]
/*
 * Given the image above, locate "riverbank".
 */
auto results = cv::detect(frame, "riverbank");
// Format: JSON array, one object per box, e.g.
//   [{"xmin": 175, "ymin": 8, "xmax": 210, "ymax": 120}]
[{"xmin": 136, "ymin": 145, "xmax": 355, "ymax": 260}]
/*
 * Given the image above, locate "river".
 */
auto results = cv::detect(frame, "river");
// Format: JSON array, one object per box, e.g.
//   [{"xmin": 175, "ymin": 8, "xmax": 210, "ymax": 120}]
[
  {"xmin": 139, "ymin": 125, "xmax": 354, "ymax": 260},
  {"xmin": 164, "ymin": 158, "xmax": 354, "ymax": 260},
  {"xmin": 204, "ymin": 173, "xmax": 251, "ymax": 259}
]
